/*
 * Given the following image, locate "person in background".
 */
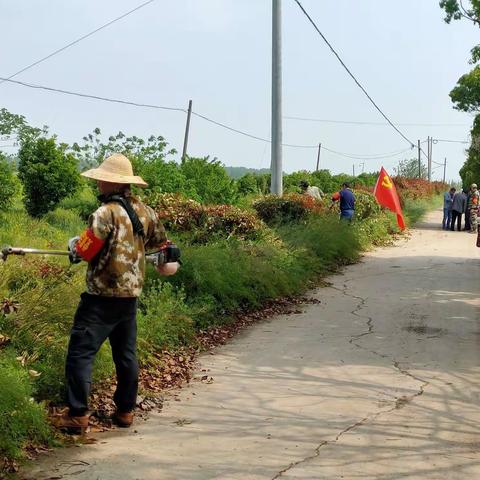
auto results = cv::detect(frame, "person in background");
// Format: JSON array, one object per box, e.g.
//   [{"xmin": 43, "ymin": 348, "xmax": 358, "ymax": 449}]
[
  {"xmin": 450, "ymin": 188, "xmax": 467, "ymax": 231},
  {"xmin": 464, "ymin": 188, "xmax": 472, "ymax": 231},
  {"xmin": 468, "ymin": 183, "xmax": 479, "ymax": 233},
  {"xmin": 299, "ymin": 180, "xmax": 324, "ymax": 200},
  {"xmin": 442, "ymin": 187, "xmax": 455, "ymax": 230},
  {"xmin": 331, "ymin": 182, "xmax": 355, "ymax": 221}
]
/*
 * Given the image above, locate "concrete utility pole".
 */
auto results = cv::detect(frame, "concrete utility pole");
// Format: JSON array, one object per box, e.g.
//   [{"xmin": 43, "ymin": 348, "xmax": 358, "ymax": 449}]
[
  {"xmin": 315, "ymin": 143, "xmax": 321, "ymax": 171},
  {"xmin": 427, "ymin": 136, "xmax": 432, "ymax": 182},
  {"xmin": 443, "ymin": 157, "xmax": 447, "ymax": 183},
  {"xmin": 182, "ymin": 99, "xmax": 193, "ymax": 162},
  {"xmin": 417, "ymin": 139, "xmax": 421, "ymax": 178},
  {"xmin": 352, "ymin": 164, "xmax": 356, "ymax": 177},
  {"xmin": 270, "ymin": 0, "xmax": 283, "ymax": 195}
]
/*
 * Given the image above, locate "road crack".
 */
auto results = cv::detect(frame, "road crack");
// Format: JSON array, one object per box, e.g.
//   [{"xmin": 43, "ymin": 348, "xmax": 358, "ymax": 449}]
[{"xmin": 271, "ymin": 282, "xmax": 430, "ymax": 479}]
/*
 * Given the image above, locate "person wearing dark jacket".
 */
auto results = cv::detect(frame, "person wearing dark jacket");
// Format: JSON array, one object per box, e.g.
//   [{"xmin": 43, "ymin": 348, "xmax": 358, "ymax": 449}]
[
  {"xmin": 331, "ymin": 183, "xmax": 355, "ymax": 221},
  {"xmin": 451, "ymin": 189, "xmax": 467, "ymax": 231}
]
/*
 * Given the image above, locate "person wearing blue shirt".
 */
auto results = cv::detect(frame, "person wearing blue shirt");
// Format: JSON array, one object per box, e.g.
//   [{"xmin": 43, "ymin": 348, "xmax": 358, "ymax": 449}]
[
  {"xmin": 442, "ymin": 187, "xmax": 456, "ymax": 230},
  {"xmin": 331, "ymin": 182, "xmax": 355, "ymax": 221}
]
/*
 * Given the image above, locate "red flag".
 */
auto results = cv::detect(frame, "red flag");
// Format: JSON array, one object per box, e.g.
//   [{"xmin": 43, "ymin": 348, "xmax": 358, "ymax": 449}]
[{"xmin": 374, "ymin": 167, "xmax": 405, "ymax": 230}]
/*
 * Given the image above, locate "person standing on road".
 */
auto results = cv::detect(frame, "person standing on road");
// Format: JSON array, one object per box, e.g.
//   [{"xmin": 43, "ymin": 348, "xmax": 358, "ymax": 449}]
[
  {"xmin": 451, "ymin": 189, "xmax": 467, "ymax": 232},
  {"xmin": 54, "ymin": 153, "xmax": 179, "ymax": 434},
  {"xmin": 468, "ymin": 183, "xmax": 479, "ymax": 233},
  {"xmin": 331, "ymin": 182, "xmax": 356, "ymax": 221},
  {"xmin": 442, "ymin": 187, "xmax": 456, "ymax": 230},
  {"xmin": 464, "ymin": 189, "xmax": 472, "ymax": 231},
  {"xmin": 299, "ymin": 180, "xmax": 324, "ymax": 200}
]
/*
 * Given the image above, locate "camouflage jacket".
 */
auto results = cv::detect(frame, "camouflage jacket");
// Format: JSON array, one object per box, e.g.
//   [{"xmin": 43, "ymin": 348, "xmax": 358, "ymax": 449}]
[
  {"xmin": 468, "ymin": 190, "xmax": 479, "ymax": 210},
  {"xmin": 85, "ymin": 193, "xmax": 166, "ymax": 298}
]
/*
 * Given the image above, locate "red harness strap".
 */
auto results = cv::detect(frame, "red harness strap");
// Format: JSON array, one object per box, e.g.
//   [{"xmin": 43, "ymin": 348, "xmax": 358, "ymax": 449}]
[{"xmin": 76, "ymin": 228, "xmax": 105, "ymax": 262}]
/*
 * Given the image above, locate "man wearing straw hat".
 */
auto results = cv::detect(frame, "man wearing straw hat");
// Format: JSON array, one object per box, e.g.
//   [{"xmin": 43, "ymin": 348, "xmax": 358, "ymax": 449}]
[{"xmin": 54, "ymin": 153, "xmax": 179, "ymax": 433}]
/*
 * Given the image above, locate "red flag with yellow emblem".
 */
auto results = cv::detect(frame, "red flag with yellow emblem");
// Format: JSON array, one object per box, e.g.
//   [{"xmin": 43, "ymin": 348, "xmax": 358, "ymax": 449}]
[{"xmin": 374, "ymin": 167, "xmax": 405, "ymax": 230}]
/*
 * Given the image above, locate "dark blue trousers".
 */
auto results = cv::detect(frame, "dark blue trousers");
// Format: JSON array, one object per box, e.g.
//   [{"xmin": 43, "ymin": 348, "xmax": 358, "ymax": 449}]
[{"xmin": 66, "ymin": 293, "xmax": 138, "ymax": 416}]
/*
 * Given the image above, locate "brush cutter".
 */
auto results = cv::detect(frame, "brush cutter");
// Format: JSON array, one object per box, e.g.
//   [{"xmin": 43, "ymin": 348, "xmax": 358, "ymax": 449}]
[{"xmin": 1, "ymin": 242, "xmax": 181, "ymax": 266}]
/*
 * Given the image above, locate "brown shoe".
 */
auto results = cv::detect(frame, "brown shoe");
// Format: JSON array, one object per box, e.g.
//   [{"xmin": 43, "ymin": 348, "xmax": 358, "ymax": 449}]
[
  {"xmin": 113, "ymin": 410, "xmax": 134, "ymax": 428},
  {"xmin": 52, "ymin": 413, "xmax": 89, "ymax": 435}
]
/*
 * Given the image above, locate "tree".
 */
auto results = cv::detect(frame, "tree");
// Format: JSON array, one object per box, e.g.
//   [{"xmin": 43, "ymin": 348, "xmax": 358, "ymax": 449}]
[
  {"xmin": 180, "ymin": 157, "xmax": 238, "ymax": 204},
  {"xmin": 0, "ymin": 153, "xmax": 20, "ymax": 212},
  {"xmin": 440, "ymin": 1, "xmax": 480, "ymax": 183},
  {"xmin": 18, "ymin": 137, "xmax": 81, "ymax": 217},
  {"xmin": 450, "ymin": 66, "xmax": 480, "ymax": 112},
  {"xmin": 236, "ymin": 173, "xmax": 259, "ymax": 196},
  {"xmin": 460, "ymin": 115, "xmax": 480, "ymax": 186},
  {"xmin": 71, "ymin": 129, "xmax": 177, "ymax": 170},
  {"xmin": 396, "ymin": 158, "xmax": 427, "ymax": 179},
  {"xmin": 440, "ymin": 0, "xmax": 480, "ymax": 63},
  {"xmin": 0, "ymin": 108, "xmax": 46, "ymax": 142}
]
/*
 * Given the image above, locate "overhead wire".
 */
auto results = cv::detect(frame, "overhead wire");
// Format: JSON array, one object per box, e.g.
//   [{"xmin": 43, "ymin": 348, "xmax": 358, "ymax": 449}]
[
  {"xmin": 1, "ymin": 0, "xmax": 469, "ymax": 173},
  {"xmin": 0, "ymin": 76, "xmax": 425, "ymax": 162},
  {"xmin": 284, "ymin": 115, "xmax": 469, "ymax": 128},
  {"xmin": 292, "ymin": 0, "xmax": 416, "ymax": 148},
  {"xmin": 0, "ymin": 0, "xmax": 156, "ymax": 86},
  {"xmin": 0, "ymin": 76, "xmax": 186, "ymax": 112}
]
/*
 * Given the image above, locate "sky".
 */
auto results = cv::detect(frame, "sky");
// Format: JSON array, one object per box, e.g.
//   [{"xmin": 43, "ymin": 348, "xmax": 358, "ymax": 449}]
[{"xmin": 0, "ymin": 0, "xmax": 478, "ymax": 181}]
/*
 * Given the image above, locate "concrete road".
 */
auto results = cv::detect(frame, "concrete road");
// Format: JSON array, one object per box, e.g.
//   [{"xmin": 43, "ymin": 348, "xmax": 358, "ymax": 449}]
[{"xmin": 23, "ymin": 210, "xmax": 480, "ymax": 480}]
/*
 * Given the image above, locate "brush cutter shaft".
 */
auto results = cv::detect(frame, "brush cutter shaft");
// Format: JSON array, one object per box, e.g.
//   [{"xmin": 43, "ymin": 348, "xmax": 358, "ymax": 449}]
[{"xmin": 1, "ymin": 245, "xmax": 157, "ymax": 263}]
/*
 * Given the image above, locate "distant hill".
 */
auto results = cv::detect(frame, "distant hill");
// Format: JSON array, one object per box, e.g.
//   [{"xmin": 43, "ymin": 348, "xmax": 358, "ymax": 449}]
[{"xmin": 224, "ymin": 166, "xmax": 270, "ymax": 179}]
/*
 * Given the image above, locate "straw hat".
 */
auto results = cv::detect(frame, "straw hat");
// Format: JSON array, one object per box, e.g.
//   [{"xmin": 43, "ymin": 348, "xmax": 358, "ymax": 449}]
[{"xmin": 81, "ymin": 153, "xmax": 148, "ymax": 187}]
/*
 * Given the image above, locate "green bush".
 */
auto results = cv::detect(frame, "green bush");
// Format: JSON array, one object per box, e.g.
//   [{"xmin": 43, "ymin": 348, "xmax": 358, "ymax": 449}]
[
  {"xmin": 58, "ymin": 185, "xmax": 99, "ymax": 221},
  {"xmin": 0, "ymin": 350, "xmax": 52, "ymax": 460},
  {"xmin": 354, "ymin": 191, "xmax": 382, "ymax": 220},
  {"xmin": 253, "ymin": 194, "xmax": 324, "ymax": 225},
  {"xmin": 180, "ymin": 157, "xmax": 238, "ymax": 204},
  {"xmin": 18, "ymin": 137, "xmax": 81, "ymax": 217},
  {"xmin": 0, "ymin": 153, "xmax": 20, "ymax": 212}
]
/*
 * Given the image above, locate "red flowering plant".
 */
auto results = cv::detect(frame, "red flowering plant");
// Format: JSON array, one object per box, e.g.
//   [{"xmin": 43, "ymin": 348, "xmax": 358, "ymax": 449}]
[{"xmin": 147, "ymin": 193, "xmax": 266, "ymax": 243}]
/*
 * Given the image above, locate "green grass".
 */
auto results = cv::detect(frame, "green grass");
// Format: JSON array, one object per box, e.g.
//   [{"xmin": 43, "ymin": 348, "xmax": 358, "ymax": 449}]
[{"xmin": 0, "ymin": 350, "xmax": 53, "ymax": 461}]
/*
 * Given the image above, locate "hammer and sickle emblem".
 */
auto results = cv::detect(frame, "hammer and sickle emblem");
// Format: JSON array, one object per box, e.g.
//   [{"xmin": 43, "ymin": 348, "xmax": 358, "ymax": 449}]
[{"xmin": 381, "ymin": 176, "xmax": 393, "ymax": 189}]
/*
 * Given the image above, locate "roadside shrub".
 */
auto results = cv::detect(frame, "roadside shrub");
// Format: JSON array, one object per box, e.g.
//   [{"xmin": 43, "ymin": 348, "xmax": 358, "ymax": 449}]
[
  {"xmin": 0, "ymin": 350, "xmax": 52, "ymax": 460},
  {"xmin": 18, "ymin": 137, "xmax": 81, "ymax": 217},
  {"xmin": 253, "ymin": 193, "xmax": 325, "ymax": 225},
  {"xmin": 149, "ymin": 193, "xmax": 265, "ymax": 242},
  {"xmin": 393, "ymin": 177, "xmax": 447, "ymax": 200},
  {"xmin": 0, "ymin": 153, "xmax": 20, "ymax": 212},
  {"xmin": 354, "ymin": 191, "xmax": 382, "ymax": 220}
]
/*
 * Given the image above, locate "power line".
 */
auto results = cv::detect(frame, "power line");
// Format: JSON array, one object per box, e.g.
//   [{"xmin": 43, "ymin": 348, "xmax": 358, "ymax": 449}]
[
  {"xmin": 0, "ymin": 0, "xmax": 156, "ymax": 86},
  {"xmin": 0, "ymin": 76, "xmax": 186, "ymax": 112},
  {"xmin": 1, "ymin": 75, "xmax": 415, "ymax": 161},
  {"xmin": 322, "ymin": 145, "xmax": 414, "ymax": 160},
  {"xmin": 292, "ymin": 0, "xmax": 416, "ymax": 148},
  {"xmin": 284, "ymin": 115, "xmax": 469, "ymax": 127},
  {"xmin": 190, "ymin": 111, "xmax": 270, "ymax": 143}
]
